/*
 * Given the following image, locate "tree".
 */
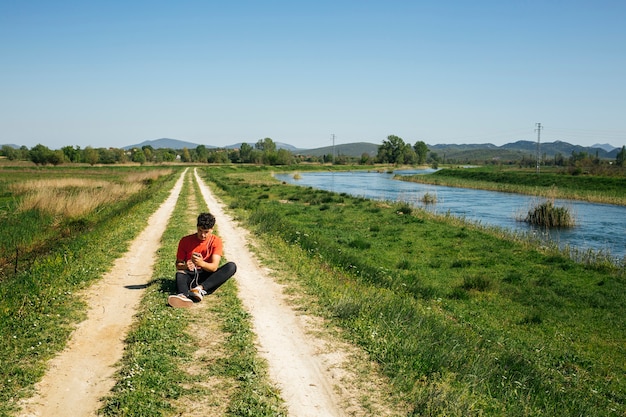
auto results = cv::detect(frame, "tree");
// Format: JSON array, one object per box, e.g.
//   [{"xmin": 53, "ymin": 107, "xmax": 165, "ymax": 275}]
[
  {"xmin": 1, "ymin": 145, "xmax": 19, "ymax": 160},
  {"xmin": 98, "ymin": 148, "xmax": 116, "ymax": 164},
  {"xmin": 255, "ymin": 137, "xmax": 277, "ymax": 153},
  {"xmin": 29, "ymin": 144, "xmax": 53, "ymax": 165},
  {"xmin": 413, "ymin": 141, "xmax": 429, "ymax": 165},
  {"xmin": 195, "ymin": 145, "xmax": 208, "ymax": 163},
  {"xmin": 377, "ymin": 135, "xmax": 414, "ymax": 165},
  {"xmin": 142, "ymin": 145, "xmax": 154, "ymax": 163},
  {"xmin": 18, "ymin": 146, "xmax": 30, "ymax": 160},
  {"xmin": 275, "ymin": 148, "xmax": 295, "ymax": 165},
  {"xmin": 617, "ymin": 146, "xmax": 625, "ymax": 167},
  {"xmin": 156, "ymin": 148, "xmax": 176, "ymax": 162},
  {"xmin": 83, "ymin": 147, "xmax": 99, "ymax": 165},
  {"xmin": 207, "ymin": 150, "xmax": 229, "ymax": 163},
  {"xmin": 49, "ymin": 150, "xmax": 66, "ymax": 165},
  {"xmin": 181, "ymin": 147, "xmax": 192, "ymax": 163},
  {"xmin": 255, "ymin": 137, "xmax": 290, "ymax": 165},
  {"xmin": 112, "ymin": 148, "xmax": 128, "ymax": 163},
  {"xmin": 239, "ymin": 143, "xmax": 253, "ymax": 163},
  {"xmin": 250, "ymin": 149, "xmax": 263, "ymax": 164},
  {"xmin": 61, "ymin": 145, "xmax": 81, "ymax": 162},
  {"xmin": 132, "ymin": 149, "xmax": 146, "ymax": 164},
  {"xmin": 228, "ymin": 149, "xmax": 240, "ymax": 163}
]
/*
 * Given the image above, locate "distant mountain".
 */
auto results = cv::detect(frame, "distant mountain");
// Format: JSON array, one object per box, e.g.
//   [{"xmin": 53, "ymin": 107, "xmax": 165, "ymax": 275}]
[
  {"xmin": 298, "ymin": 142, "xmax": 379, "ymax": 157},
  {"xmin": 0, "ymin": 144, "xmax": 21, "ymax": 149},
  {"xmin": 592, "ymin": 143, "xmax": 618, "ymax": 152},
  {"xmin": 501, "ymin": 140, "xmax": 618, "ymax": 158},
  {"xmin": 429, "ymin": 140, "xmax": 621, "ymax": 161},
  {"xmin": 124, "ymin": 138, "xmax": 303, "ymax": 151},
  {"xmin": 429, "ymin": 143, "xmax": 499, "ymax": 152},
  {"xmin": 123, "ymin": 138, "xmax": 210, "ymax": 150},
  {"xmin": 26, "ymin": 137, "xmax": 618, "ymax": 162},
  {"xmin": 224, "ymin": 142, "xmax": 302, "ymax": 152}
]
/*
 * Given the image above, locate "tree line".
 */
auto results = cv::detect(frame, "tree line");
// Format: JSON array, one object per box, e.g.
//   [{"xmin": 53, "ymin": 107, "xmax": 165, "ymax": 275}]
[
  {"xmin": 1, "ymin": 137, "xmax": 377, "ymax": 166},
  {"xmin": 0, "ymin": 138, "xmax": 299, "ymax": 166},
  {"xmin": 2, "ymin": 135, "xmax": 625, "ymax": 169}
]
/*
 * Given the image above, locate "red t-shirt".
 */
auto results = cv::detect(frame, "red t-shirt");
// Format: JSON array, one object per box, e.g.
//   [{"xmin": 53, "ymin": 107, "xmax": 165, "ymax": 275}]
[{"xmin": 176, "ymin": 233, "xmax": 223, "ymax": 262}]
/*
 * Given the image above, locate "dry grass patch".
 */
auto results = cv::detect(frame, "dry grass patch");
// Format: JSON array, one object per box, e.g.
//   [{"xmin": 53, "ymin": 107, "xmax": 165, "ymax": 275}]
[
  {"xmin": 12, "ymin": 180, "xmax": 144, "ymax": 217},
  {"xmin": 9, "ymin": 170, "xmax": 171, "ymax": 218},
  {"xmin": 123, "ymin": 169, "xmax": 172, "ymax": 183}
]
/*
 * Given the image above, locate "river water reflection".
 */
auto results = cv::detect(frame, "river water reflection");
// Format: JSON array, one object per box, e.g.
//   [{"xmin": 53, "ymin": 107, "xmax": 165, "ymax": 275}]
[{"xmin": 274, "ymin": 170, "xmax": 626, "ymax": 262}]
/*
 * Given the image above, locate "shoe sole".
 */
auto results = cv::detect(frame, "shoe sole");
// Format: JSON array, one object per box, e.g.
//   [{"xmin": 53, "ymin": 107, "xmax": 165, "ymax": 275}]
[{"xmin": 168, "ymin": 295, "xmax": 193, "ymax": 308}]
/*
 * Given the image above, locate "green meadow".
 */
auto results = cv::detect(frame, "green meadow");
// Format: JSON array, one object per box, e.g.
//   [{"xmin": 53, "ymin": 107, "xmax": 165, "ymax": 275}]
[
  {"xmin": 201, "ymin": 165, "xmax": 625, "ymax": 416},
  {"xmin": 1, "ymin": 164, "xmax": 624, "ymax": 416}
]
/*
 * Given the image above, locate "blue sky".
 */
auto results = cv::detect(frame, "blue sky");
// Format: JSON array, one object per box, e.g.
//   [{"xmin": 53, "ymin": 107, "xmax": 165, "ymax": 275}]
[{"xmin": 1, "ymin": 0, "xmax": 625, "ymax": 150}]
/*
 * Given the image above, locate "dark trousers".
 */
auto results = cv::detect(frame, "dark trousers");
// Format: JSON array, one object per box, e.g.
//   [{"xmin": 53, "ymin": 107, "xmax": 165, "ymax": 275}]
[{"xmin": 175, "ymin": 261, "xmax": 237, "ymax": 295}]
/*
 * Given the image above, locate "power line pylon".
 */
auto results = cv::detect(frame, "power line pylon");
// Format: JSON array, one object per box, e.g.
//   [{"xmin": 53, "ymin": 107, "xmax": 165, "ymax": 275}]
[{"xmin": 535, "ymin": 123, "xmax": 542, "ymax": 174}]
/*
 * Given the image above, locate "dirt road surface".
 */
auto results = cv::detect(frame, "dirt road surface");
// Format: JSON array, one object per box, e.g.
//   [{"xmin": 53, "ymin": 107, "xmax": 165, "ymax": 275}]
[
  {"xmin": 17, "ymin": 169, "xmax": 401, "ymax": 417},
  {"xmin": 18, "ymin": 170, "xmax": 187, "ymax": 417},
  {"xmin": 194, "ymin": 170, "xmax": 346, "ymax": 417}
]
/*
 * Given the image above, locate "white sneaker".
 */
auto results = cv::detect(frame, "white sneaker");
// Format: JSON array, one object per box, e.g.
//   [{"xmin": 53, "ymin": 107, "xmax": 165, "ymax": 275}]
[
  {"xmin": 188, "ymin": 286, "xmax": 207, "ymax": 302},
  {"xmin": 168, "ymin": 294, "xmax": 193, "ymax": 308}
]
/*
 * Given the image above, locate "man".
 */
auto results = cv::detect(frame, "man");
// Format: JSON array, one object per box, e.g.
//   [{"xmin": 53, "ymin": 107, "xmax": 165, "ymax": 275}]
[{"xmin": 168, "ymin": 212, "xmax": 237, "ymax": 308}]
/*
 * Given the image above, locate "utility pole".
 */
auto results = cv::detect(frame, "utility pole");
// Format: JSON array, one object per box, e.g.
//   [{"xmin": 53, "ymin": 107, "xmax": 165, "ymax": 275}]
[
  {"xmin": 535, "ymin": 123, "xmax": 542, "ymax": 174},
  {"xmin": 331, "ymin": 134, "xmax": 336, "ymax": 164}
]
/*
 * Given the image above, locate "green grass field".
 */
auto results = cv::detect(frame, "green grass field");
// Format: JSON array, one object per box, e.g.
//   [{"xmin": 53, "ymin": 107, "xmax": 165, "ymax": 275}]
[
  {"xmin": 201, "ymin": 166, "xmax": 625, "ymax": 416},
  {"xmin": 1, "ymin": 164, "xmax": 624, "ymax": 416}
]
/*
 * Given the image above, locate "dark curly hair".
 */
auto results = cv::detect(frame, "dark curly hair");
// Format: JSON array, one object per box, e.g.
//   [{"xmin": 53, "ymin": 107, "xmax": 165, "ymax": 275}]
[{"xmin": 197, "ymin": 212, "xmax": 216, "ymax": 229}]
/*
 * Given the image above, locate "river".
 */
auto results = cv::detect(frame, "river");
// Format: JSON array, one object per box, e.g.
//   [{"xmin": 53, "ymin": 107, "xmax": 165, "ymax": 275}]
[{"xmin": 274, "ymin": 169, "xmax": 626, "ymax": 262}]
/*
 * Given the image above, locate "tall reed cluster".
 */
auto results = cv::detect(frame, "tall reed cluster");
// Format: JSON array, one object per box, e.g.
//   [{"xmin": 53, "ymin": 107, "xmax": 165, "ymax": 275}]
[
  {"xmin": 523, "ymin": 200, "xmax": 575, "ymax": 228},
  {"xmin": 11, "ymin": 178, "xmax": 144, "ymax": 218}
]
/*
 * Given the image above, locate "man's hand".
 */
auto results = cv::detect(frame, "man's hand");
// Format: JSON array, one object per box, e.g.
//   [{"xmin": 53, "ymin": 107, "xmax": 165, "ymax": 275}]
[
  {"xmin": 191, "ymin": 252, "xmax": 204, "ymax": 269},
  {"xmin": 186, "ymin": 259, "xmax": 196, "ymax": 270}
]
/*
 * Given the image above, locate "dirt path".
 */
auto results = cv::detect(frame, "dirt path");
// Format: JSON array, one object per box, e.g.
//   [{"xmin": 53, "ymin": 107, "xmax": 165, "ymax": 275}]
[
  {"xmin": 194, "ymin": 170, "xmax": 347, "ymax": 417},
  {"xmin": 17, "ymin": 168, "xmax": 402, "ymax": 417},
  {"xmin": 18, "ymin": 170, "xmax": 187, "ymax": 417}
]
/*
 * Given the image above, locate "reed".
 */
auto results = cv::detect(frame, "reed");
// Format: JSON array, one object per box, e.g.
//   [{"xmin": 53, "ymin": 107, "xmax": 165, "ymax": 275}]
[
  {"xmin": 523, "ymin": 200, "xmax": 575, "ymax": 228},
  {"xmin": 14, "ymin": 181, "xmax": 144, "ymax": 218},
  {"xmin": 420, "ymin": 192, "xmax": 437, "ymax": 204},
  {"xmin": 9, "ymin": 174, "xmax": 157, "ymax": 218}
]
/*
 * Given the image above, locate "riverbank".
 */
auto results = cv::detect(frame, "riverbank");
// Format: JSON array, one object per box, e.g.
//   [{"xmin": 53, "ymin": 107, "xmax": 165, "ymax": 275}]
[
  {"xmin": 201, "ymin": 166, "xmax": 625, "ymax": 416},
  {"xmin": 397, "ymin": 166, "xmax": 626, "ymax": 206}
]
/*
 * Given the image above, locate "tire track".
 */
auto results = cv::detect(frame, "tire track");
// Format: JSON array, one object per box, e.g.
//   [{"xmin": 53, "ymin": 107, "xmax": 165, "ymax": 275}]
[
  {"xmin": 18, "ymin": 170, "xmax": 187, "ymax": 417},
  {"xmin": 194, "ymin": 169, "xmax": 346, "ymax": 417}
]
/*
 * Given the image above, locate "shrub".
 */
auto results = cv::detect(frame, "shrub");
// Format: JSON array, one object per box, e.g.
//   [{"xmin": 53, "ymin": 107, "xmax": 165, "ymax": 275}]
[
  {"xmin": 421, "ymin": 192, "xmax": 437, "ymax": 204},
  {"xmin": 523, "ymin": 201, "xmax": 575, "ymax": 228},
  {"xmin": 396, "ymin": 202, "xmax": 413, "ymax": 215}
]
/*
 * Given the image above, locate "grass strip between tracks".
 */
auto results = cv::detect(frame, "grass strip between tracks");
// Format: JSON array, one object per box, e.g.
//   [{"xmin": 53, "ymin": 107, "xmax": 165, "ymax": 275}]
[{"xmin": 100, "ymin": 169, "xmax": 285, "ymax": 416}]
